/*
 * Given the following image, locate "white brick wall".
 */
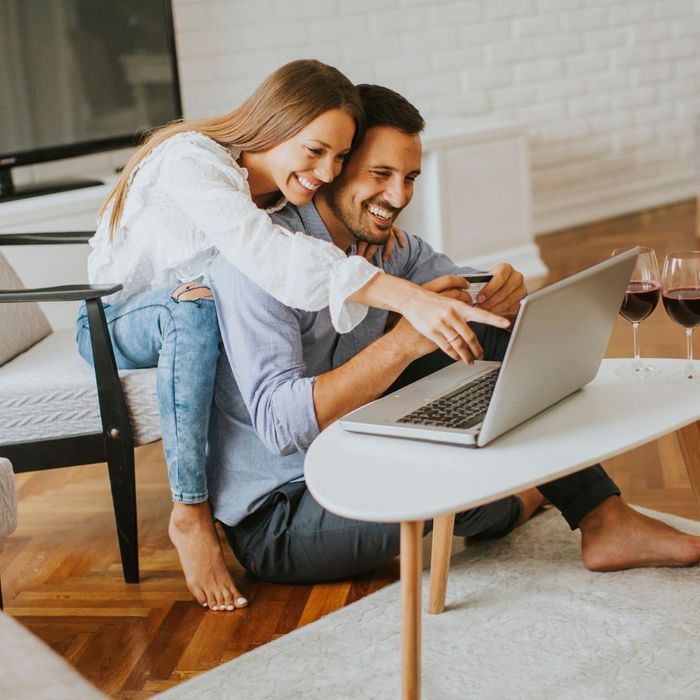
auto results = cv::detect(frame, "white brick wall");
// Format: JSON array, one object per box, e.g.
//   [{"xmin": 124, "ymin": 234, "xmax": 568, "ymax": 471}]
[
  {"xmin": 169, "ymin": 0, "xmax": 700, "ymax": 235},
  {"xmin": 145, "ymin": 1, "xmax": 700, "ymax": 232}
]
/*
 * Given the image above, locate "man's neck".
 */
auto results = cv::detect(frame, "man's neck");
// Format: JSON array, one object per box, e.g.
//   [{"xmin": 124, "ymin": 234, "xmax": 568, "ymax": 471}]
[{"xmin": 313, "ymin": 191, "xmax": 357, "ymax": 253}]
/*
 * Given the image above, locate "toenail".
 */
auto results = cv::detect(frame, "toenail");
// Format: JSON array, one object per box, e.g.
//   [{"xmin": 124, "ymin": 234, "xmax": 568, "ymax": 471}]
[
  {"xmin": 202, "ymin": 602, "xmax": 208, "ymax": 607},
  {"xmin": 226, "ymin": 605, "xmax": 234, "ymax": 611},
  {"xmin": 236, "ymin": 597, "xmax": 248, "ymax": 606}
]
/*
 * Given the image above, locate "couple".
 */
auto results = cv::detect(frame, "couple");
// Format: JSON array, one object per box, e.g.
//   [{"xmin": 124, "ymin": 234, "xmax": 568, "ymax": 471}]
[{"xmin": 78, "ymin": 61, "xmax": 700, "ymax": 611}]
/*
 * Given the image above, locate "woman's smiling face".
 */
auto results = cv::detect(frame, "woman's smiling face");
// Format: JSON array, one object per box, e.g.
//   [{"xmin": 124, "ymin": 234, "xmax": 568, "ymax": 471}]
[{"xmin": 260, "ymin": 108, "xmax": 357, "ymax": 206}]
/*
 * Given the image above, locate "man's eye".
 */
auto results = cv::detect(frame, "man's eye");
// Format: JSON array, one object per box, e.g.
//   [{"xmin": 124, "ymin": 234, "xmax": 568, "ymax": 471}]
[{"xmin": 372, "ymin": 171, "xmax": 390, "ymax": 178}]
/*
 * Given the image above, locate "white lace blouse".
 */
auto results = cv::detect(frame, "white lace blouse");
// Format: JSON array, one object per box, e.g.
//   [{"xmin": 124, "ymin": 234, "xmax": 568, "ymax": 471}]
[{"xmin": 87, "ymin": 131, "xmax": 381, "ymax": 333}]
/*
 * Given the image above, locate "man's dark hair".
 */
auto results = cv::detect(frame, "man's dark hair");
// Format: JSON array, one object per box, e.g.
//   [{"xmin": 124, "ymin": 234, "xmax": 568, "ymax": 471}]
[{"xmin": 356, "ymin": 84, "xmax": 425, "ymax": 134}]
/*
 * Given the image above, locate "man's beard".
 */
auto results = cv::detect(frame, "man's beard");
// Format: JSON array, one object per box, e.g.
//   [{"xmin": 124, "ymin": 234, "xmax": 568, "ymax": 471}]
[{"xmin": 326, "ymin": 186, "xmax": 394, "ymax": 246}]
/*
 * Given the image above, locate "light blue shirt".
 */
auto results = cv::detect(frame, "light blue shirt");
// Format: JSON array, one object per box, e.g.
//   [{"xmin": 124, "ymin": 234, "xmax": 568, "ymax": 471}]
[{"xmin": 207, "ymin": 202, "xmax": 480, "ymax": 526}]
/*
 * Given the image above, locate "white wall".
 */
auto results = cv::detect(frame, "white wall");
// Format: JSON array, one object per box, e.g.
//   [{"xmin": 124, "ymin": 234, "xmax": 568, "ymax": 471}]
[
  {"xmin": 8, "ymin": 0, "xmax": 700, "ymax": 234},
  {"xmin": 172, "ymin": 0, "xmax": 700, "ymax": 234}
]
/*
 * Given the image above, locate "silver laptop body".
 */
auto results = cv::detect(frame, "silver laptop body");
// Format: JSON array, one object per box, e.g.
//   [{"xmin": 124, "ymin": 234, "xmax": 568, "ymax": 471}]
[{"xmin": 340, "ymin": 248, "xmax": 638, "ymax": 448}]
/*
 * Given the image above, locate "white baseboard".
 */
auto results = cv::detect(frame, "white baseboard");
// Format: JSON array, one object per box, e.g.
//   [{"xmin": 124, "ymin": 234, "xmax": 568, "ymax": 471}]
[
  {"xmin": 534, "ymin": 177, "xmax": 699, "ymax": 236},
  {"xmin": 457, "ymin": 242, "xmax": 549, "ymax": 281}
]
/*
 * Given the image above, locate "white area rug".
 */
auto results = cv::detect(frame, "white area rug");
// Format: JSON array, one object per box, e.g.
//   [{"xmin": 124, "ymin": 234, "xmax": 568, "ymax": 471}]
[{"xmin": 160, "ymin": 508, "xmax": 700, "ymax": 699}]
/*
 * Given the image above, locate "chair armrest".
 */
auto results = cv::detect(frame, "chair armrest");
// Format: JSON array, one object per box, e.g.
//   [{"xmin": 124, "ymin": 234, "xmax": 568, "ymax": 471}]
[
  {"xmin": 0, "ymin": 231, "xmax": 94, "ymax": 245},
  {"xmin": 0, "ymin": 284, "xmax": 121, "ymax": 303}
]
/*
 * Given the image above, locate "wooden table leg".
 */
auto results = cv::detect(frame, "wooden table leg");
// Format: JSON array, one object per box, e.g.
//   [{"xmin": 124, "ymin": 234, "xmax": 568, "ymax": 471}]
[
  {"xmin": 428, "ymin": 513, "xmax": 455, "ymax": 615},
  {"xmin": 401, "ymin": 520, "xmax": 423, "ymax": 700},
  {"xmin": 677, "ymin": 419, "xmax": 700, "ymax": 509}
]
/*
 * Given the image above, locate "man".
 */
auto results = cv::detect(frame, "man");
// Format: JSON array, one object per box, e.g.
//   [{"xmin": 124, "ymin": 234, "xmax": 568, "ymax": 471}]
[{"xmin": 207, "ymin": 85, "xmax": 700, "ymax": 585}]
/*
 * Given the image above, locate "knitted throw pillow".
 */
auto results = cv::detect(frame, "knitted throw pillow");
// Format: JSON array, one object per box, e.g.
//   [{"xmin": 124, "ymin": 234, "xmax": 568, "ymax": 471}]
[{"xmin": 0, "ymin": 251, "xmax": 51, "ymax": 366}]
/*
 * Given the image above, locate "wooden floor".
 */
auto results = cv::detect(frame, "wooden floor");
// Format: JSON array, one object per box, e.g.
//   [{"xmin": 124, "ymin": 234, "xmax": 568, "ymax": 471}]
[{"xmin": 2, "ymin": 199, "xmax": 699, "ymax": 697}]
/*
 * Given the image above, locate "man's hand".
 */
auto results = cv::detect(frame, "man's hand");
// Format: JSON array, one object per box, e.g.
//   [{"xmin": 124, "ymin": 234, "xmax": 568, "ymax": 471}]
[{"xmin": 475, "ymin": 263, "xmax": 526, "ymax": 316}]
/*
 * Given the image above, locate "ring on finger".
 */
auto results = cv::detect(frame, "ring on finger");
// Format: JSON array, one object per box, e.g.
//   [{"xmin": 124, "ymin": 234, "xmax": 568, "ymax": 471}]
[{"xmin": 447, "ymin": 334, "xmax": 460, "ymax": 343}]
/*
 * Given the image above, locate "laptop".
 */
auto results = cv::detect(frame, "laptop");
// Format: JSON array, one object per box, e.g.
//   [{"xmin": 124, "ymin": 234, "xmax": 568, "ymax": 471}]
[{"xmin": 340, "ymin": 248, "xmax": 638, "ymax": 448}]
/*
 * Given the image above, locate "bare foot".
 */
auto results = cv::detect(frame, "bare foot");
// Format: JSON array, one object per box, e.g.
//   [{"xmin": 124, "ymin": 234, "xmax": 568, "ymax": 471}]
[
  {"xmin": 168, "ymin": 501, "xmax": 248, "ymax": 611},
  {"xmin": 580, "ymin": 496, "xmax": 700, "ymax": 572},
  {"xmin": 516, "ymin": 488, "xmax": 546, "ymax": 525}
]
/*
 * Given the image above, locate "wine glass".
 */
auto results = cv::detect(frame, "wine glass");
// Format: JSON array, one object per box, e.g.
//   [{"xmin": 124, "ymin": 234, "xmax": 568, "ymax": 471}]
[
  {"xmin": 612, "ymin": 246, "xmax": 661, "ymax": 378},
  {"xmin": 662, "ymin": 251, "xmax": 700, "ymax": 384}
]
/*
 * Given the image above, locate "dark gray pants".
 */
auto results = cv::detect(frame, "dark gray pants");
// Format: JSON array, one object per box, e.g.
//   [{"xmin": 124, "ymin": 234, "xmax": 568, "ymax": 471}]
[
  {"xmin": 224, "ymin": 480, "xmax": 522, "ymax": 584},
  {"xmin": 224, "ymin": 325, "xmax": 621, "ymax": 584},
  {"xmin": 224, "ymin": 462, "xmax": 617, "ymax": 585}
]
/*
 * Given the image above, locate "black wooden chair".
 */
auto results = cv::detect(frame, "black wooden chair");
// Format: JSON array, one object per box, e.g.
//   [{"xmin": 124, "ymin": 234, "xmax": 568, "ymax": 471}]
[{"xmin": 0, "ymin": 232, "xmax": 160, "ymax": 586}]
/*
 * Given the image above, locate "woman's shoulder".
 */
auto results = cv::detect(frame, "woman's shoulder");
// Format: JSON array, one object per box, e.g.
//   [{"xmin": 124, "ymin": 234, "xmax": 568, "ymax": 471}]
[
  {"xmin": 158, "ymin": 131, "xmax": 235, "ymax": 164},
  {"xmin": 124, "ymin": 131, "xmax": 224, "ymax": 188},
  {"xmin": 153, "ymin": 130, "xmax": 248, "ymax": 184}
]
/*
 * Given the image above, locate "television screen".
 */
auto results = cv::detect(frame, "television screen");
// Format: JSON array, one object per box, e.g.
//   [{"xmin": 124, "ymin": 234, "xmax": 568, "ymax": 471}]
[{"xmin": 0, "ymin": 0, "xmax": 181, "ymax": 165}]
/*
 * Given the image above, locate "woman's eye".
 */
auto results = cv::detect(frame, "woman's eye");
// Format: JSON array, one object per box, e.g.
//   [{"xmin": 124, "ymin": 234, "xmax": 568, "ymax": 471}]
[{"xmin": 307, "ymin": 147, "xmax": 323, "ymax": 157}]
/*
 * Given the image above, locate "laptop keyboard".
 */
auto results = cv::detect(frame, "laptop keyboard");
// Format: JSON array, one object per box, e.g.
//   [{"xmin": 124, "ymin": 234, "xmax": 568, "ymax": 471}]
[{"xmin": 397, "ymin": 368, "xmax": 500, "ymax": 430}]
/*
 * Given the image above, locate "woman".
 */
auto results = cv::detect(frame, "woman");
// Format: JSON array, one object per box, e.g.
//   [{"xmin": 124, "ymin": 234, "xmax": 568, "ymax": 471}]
[{"xmin": 77, "ymin": 60, "xmax": 503, "ymax": 612}]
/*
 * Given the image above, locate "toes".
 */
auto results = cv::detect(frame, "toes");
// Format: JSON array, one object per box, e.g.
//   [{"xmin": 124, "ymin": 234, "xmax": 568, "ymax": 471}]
[
  {"xmin": 222, "ymin": 589, "xmax": 235, "ymax": 612},
  {"xmin": 205, "ymin": 591, "xmax": 221, "ymax": 611},
  {"xmin": 230, "ymin": 587, "xmax": 248, "ymax": 608},
  {"xmin": 212, "ymin": 590, "xmax": 227, "ymax": 612},
  {"xmin": 190, "ymin": 585, "xmax": 208, "ymax": 608}
]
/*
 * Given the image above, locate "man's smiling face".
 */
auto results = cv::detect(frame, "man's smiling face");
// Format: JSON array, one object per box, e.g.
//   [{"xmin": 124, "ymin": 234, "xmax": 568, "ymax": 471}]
[{"xmin": 320, "ymin": 125, "xmax": 422, "ymax": 247}]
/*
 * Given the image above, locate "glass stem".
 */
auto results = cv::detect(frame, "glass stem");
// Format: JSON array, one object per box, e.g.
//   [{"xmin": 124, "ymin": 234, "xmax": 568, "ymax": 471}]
[
  {"xmin": 684, "ymin": 327, "xmax": 695, "ymax": 379},
  {"xmin": 632, "ymin": 322, "xmax": 641, "ymax": 371}
]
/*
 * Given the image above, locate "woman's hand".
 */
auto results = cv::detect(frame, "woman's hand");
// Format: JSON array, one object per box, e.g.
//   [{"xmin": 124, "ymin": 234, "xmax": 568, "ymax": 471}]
[
  {"xmin": 398, "ymin": 275, "xmax": 511, "ymax": 364},
  {"xmin": 350, "ymin": 272, "xmax": 510, "ymax": 364},
  {"xmin": 355, "ymin": 225, "xmax": 407, "ymax": 262}
]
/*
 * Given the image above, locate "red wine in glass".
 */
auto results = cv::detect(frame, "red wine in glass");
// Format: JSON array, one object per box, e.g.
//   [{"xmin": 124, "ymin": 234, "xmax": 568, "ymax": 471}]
[
  {"xmin": 662, "ymin": 287, "xmax": 700, "ymax": 328},
  {"xmin": 620, "ymin": 281, "xmax": 660, "ymax": 323},
  {"xmin": 662, "ymin": 251, "xmax": 700, "ymax": 383},
  {"xmin": 613, "ymin": 246, "xmax": 660, "ymax": 378}
]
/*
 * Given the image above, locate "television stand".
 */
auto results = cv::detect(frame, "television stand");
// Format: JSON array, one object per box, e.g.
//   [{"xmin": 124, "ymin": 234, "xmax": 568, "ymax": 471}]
[{"xmin": 0, "ymin": 169, "xmax": 104, "ymax": 203}]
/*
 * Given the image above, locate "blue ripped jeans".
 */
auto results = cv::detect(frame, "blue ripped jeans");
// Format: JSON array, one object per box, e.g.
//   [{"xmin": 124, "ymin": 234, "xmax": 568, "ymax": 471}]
[{"xmin": 76, "ymin": 287, "xmax": 221, "ymax": 504}]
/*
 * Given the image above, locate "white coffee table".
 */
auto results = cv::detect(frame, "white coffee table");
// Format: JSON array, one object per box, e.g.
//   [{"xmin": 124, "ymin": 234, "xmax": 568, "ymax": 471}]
[{"xmin": 305, "ymin": 359, "xmax": 700, "ymax": 700}]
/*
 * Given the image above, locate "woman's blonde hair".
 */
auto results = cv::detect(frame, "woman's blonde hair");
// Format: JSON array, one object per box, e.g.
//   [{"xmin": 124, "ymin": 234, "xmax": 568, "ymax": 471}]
[{"xmin": 101, "ymin": 59, "xmax": 365, "ymax": 239}]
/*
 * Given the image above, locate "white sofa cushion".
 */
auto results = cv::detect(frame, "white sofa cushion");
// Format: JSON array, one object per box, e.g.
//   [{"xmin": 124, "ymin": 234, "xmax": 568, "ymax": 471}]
[
  {"xmin": 0, "ymin": 252, "xmax": 52, "ymax": 366},
  {"xmin": 0, "ymin": 611, "xmax": 107, "ymax": 700},
  {"xmin": 0, "ymin": 330, "xmax": 160, "ymax": 446}
]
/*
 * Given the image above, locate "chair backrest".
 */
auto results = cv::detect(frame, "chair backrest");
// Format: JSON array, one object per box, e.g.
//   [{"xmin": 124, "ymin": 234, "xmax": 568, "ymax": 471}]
[{"xmin": 0, "ymin": 252, "xmax": 52, "ymax": 367}]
